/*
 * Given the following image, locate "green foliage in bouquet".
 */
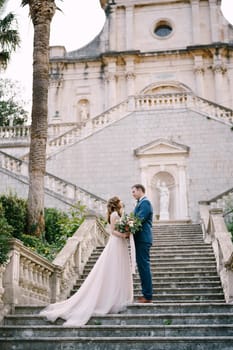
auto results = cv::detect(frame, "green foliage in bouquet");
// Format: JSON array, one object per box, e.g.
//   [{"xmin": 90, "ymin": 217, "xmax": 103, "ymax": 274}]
[{"xmin": 115, "ymin": 213, "xmax": 142, "ymax": 234}]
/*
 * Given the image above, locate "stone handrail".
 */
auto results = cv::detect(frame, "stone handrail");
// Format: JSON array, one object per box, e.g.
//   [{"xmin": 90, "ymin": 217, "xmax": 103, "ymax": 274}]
[
  {"xmin": 1, "ymin": 92, "xmax": 232, "ymax": 158},
  {"xmin": 200, "ymin": 187, "xmax": 233, "ymax": 212},
  {"xmin": 0, "ymin": 122, "xmax": 78, "ymax": 143},
  {"xmin": 0, "ymin": 125, "xmax": 30, "ymax": 143},
  {"xmin": 0, "ymin": 217, "xmax": 108, "ymax": 321},
  {"xmin": 0, "ymin": 150, "xmax": 107, "ymax": 216},
  {"xmin": 135, "ymin": 93, "xmax": 233, "ymax": 125},
  {"xmin": 0, "ymin": 238, "xmax": 59, "ymax": 322},
  {"xmin": 40, "ymin": 93, "xmax": 233, "ymax": 158},
  {"xmin": 47, "ymin": 98, "xmax": 130, "ymax": 154},
  {"xmin": 199, "ymin": 196, "xmax": 233, "ymax": 303}
]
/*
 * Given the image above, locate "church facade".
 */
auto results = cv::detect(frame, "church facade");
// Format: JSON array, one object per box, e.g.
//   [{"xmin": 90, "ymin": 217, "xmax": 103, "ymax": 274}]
[{"xmin": 45, "ymin": 0, "xmax": 233, "ymax": 222}]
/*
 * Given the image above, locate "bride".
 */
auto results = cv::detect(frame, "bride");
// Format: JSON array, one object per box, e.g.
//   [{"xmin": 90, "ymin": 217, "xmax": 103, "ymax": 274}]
[{"xmin": 39, "ymin": 196, "xmax": 134, "ymax": 327}]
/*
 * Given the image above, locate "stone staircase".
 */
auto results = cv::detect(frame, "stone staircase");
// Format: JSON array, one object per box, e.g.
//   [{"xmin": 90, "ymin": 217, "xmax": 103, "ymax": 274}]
[{"xmin": 1, "ymin": 224, "xmax": 233, "ymax": 349}]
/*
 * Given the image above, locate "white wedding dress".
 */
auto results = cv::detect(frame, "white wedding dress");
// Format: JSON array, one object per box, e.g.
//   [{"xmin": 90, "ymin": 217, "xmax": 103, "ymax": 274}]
[{"xmin": 39, "ymin": 211, "xmax": 134, "ymax": 327}]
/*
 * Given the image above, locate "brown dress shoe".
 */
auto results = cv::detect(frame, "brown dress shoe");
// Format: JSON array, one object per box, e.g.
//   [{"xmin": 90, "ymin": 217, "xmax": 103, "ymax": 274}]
[{"xmin": 137, "ymin": 296, "xmax": 153, "ymax": 303}]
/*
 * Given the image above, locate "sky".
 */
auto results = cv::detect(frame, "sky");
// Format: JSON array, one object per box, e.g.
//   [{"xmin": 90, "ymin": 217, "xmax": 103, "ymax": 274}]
[
  {"xmin": 2, "ymin": 0, "xmax": 105, "ymax": 108},
  {"xmin": 2, "ymin": 0, "xmax": 233, "ymax": 111}
]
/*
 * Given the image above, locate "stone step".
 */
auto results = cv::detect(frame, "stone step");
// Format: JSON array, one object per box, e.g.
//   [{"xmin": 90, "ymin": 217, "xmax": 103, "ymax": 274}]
[
  {"xmin": 81, "ymin": 270, "xmax": 220, "ymax": 280},
  {"xmin": 2, "ymin": 324, "xmax": 233, "ymax": 338},
  {"xmin": 84, "ymin": 258, "xmax": 216, "ymax": 272},
  {"xmin": 132, "ymin": 294, "xmax": 225, "ymax": 302},
  {"xmin": 1, "ymin": 336, "xmax": 233, "ymax": 350},
  {"xmin": 150, "ymin": 247, "xmax": 213, "ymax": 252},
  {"xmin": 88, "ymin": 312, "xmax": 233, "ymax": 326},
  {"xmin": 74, "ymin": 280, "xmax": 222, "ymax": 290},
  {"xmin": 125, "ymin": 303, "xmax": 233, "ymax": 314},
  {"xmin": 88, "ymin": 255, "xmax": 216, "ymax": 262},
  {"xmin": 71, "ymin": 286, "xmax": 223, "ymax": 296},
  {"xmin": 153, "ymin": 238, "xmax": 203, "ymax": 241},
  {"xmin": 82, "ymin": 268, "xmax": 218, "ymax": 278},
  {"xmin": 150, "ymin": 253, "xmax": 215, "ymax": 258},
  {"xmin": 152, "ymin": 243, "xmax": 211, "ymax": 248},
  {"xmin": 154, "ymin": 227, "xmax": 202, "ymax": 230},
  {"xmin": 13, "ymin": 302, "xmax": 233, "ymax": 317}
]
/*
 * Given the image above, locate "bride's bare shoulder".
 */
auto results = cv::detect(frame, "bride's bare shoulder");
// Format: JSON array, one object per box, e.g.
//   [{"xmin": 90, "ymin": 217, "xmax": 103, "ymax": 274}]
[
  {"xmin": 110, "ymin": 211, "xmax": 118, "ymax": 217},
  {"xmin": 110, "ymin": 211, "xmax": 119, "ymax": 221}
]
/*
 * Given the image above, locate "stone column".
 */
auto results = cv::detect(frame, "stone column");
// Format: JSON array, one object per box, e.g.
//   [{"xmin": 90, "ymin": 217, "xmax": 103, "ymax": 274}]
[
  {"xmin": 125, "ymin": 5, "xmax": 134, "ymax": 50},
  {"xmin": 194, "ymin": 56, "xmax": 205, "ymax": 97},
  {"xmin": 209, "ymin": 0, "xmax": 219, "ymax": 42},
  {"xmin": 191, "ymin": 0, "xmax": 200, "ymax": 44}
]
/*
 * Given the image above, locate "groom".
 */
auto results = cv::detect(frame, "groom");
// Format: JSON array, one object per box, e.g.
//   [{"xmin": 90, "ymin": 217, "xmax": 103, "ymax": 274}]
[{"xmin": 132, "ymin": 184, "xmax": 153, "ymax": 303}]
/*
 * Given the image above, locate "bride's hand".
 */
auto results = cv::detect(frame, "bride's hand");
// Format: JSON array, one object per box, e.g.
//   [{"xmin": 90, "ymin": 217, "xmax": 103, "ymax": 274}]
[{"xmin": 123, "ymin": 233, "xmax": 130, "ymax": 239}]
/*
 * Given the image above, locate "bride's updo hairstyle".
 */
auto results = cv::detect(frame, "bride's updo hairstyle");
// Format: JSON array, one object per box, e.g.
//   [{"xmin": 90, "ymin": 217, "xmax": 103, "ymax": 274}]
[{"xmin": 107, "ymin": 196, "xmax": 122, "ymax": 224}]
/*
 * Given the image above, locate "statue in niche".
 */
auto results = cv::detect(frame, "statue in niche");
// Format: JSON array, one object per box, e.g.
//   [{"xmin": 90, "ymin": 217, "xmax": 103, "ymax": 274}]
[
  {"xmin": 79, "ymin": 102, "xmax": 89, "ymax": 122},
  {"xmin": 156, "ymin": 180, "xmax": 170, "ymax": 220}
]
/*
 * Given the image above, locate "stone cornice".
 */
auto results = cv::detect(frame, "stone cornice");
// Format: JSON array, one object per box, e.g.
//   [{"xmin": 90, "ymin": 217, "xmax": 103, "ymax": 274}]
[{"xmin": 49, "ymin": 43, "xmax": 233, "ymax": 65}]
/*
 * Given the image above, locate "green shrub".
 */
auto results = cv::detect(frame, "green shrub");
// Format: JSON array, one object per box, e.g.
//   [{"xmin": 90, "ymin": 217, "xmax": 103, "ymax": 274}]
[
  {"xmin": 0, "ymin": 203, "xmax": 13, "ymax": 265},
  {"xmin": 0, "ymin": 192, "xmax": 86, "ymax": 262},
  {"xmin": 44, "ymin": 208, "xmax": 68, "ymax": 244},
  {"xmin": 20, "ymin": 234, "xmax": 58, "ymax": 261},
  {"xmin": 21, "ymin": 203, "xmax": 86, "ymax": 261},
  {"xmin": 58, "ymin": 202, "xmax": 86, "ymax": 245},
  {"xmin": 0, "ymin": 193, "xmax": 27, "ymax": 239}
]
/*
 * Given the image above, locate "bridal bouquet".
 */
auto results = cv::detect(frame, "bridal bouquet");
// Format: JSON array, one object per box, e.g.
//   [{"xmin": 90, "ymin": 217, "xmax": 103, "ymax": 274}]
[{"xmin": 115, "ymin": 213, "xmax": 142, "ymax": 234}]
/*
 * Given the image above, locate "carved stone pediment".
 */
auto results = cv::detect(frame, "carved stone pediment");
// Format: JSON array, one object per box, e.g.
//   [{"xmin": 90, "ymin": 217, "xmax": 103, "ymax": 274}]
[{"xmin": 134, "ymin": 138, "xmax": 189, "ymax": 157}]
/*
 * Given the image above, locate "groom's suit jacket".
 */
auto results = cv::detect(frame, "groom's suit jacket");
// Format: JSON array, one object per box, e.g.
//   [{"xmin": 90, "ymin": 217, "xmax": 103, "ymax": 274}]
[{"xmin": 134, "ymin": 197, "xmax": 153, "ymax": 244}]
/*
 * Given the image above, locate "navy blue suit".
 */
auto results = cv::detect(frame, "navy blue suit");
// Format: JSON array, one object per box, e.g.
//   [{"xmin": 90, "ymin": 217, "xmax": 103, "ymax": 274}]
[{"xmin": 134, "ymin": 197, "xmax": 153, "ymax": 300}]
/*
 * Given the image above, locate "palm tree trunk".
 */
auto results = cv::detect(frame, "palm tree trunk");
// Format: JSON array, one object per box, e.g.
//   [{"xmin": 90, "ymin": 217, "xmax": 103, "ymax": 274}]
[{"xmin": 26, "ymin": 1, "xmax": 56, "ymax": 236}]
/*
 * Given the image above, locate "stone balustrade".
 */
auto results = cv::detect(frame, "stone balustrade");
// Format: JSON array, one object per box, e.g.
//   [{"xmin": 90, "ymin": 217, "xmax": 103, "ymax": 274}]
[
  {"xmin": 0, "ymin": 123, "xmax": 78, "ymax": 143},
  {"xmin": 46, "ymin": 93, "xmax": 233, "ymax": 158},
  {"xmin": 0, "ymin": 217, "xmax": 108, "ymax": 320},
  {"xmin": 0, "ymin": 151, "xmax": 28, "ymax": 177},
  {"xmin": 0, "ymin": 150, "xmax": 107, "ymax": 216},
  {"xmin": 1, "ymin": 93, "xmax": 232, "ymax": 157},
  {"xmin": 0, "ymin": 125, "xmax": 30, "ymax": 144},
  {"xmin": 199, "ymin": 189, "xmax": 233, "ymax": 303}
]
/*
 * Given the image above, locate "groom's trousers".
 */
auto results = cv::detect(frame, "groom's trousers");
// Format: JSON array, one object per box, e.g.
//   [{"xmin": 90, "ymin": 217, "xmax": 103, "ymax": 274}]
[{"xmin": 135, "ymin": 242, "xmax": 153, "ymax": 300}]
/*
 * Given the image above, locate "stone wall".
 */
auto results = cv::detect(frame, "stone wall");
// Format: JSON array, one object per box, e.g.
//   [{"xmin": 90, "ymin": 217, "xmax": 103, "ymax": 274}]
[{"xmin": 46, "ymin": 108, "xmax": 233, "ymax": 222}]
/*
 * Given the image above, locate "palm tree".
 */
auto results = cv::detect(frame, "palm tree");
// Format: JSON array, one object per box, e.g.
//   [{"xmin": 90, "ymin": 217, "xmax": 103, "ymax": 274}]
[
  {"xmin": 0, "ymin": 0, "xmax": 20, "ymax": 68},
  {"xmin": 21, "ymin": 0, "xmax": 57, "ymax": 236}
]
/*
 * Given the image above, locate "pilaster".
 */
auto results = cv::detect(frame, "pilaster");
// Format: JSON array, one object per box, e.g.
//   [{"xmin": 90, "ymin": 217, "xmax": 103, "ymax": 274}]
[
  {"xmin": 209, "ymin": 0, "xmax": 219, "ymax": 42},
  {"xmin": 191, "ymin": 0, "xmax": 200, "ymax": 44},
  {"xmin": 213, "ymin": 56, "xmax": 227, "ymax": 105},
  {"xmin": 125, "ymin": 5, "xmax": 134, "ymax": 50},
  {"xmin": 124, "ymin": 56, "xmax": 136, "ymax": 96},
  {"xmin": 194, "ymin": 56, "xmax": 205, "ymax": 97},
  {"xmin": 104, "ymin": 58, "xmax": 117, "ymax": 108},
  {"xmin": 109, "ymin": 5, "xmax": 117, "ymax": 51}
]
